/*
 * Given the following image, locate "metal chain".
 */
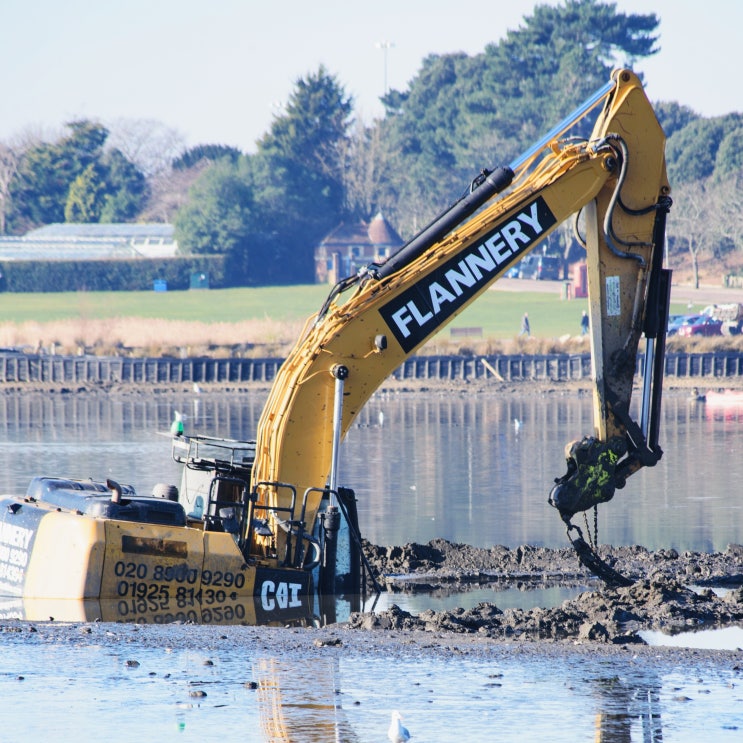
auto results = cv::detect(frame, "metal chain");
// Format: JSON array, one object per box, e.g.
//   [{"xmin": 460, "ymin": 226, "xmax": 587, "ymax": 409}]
[{"xmin": 581, "ymin": 505, "xmax": 600, "ymax": 549}]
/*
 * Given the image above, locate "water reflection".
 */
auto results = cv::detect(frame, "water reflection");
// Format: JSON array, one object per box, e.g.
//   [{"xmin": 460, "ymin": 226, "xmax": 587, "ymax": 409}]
[
  {"xmin": 7, "ymin": 633, "xmax": 738, "ymax": 742},
  {"xmin": 252, "ymin": 655, "xmax": 663, "ymax": 743},
  {"xmin": 0, "ymin": 392, "xmax": 741, "ymax": 740},
  {"xmin": 0, "ymin": 390, "xmax": 739, "ymax": 555},
  {"xmin": 590, "ymin": 673, "xmax": 663, "ymax": 743},
  {"xmin": 0, "ymin": 584, "xmax": 593, "ymax": 626},
  {"xmin": 254, "ymin": 658, "xmax": 360, "ymax": 742},
  {"xmin": 640, "ymin": 626, "xmax": 743, "ymax": 650},
  {"xmin": 0, "ymin": 593, "xmax": 319, "ymax": 627},
  {"xmin": 372, "ymin": 581, "xmax": 593, "ymax": 614},
  {"xmin": 344, "ymin": 391, "xmax": 743, "ymax": 553}
]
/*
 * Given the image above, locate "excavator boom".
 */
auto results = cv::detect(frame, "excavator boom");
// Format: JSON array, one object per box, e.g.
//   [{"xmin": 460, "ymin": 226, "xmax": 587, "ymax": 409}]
[{"xmin": 250, "ymin": 70, "xmax": 671, "ymax": 573}]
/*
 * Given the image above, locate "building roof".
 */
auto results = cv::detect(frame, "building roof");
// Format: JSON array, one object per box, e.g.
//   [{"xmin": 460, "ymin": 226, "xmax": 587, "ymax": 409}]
[
  {"xmin": 319, "ymin": 221, "xmax": 371, "ymax": 248},
  {"xmin": 26, "ymin": 223, "xmax": 174, "ymax": 240},
  {"xmin": 0, "ymin": 223, "xmax": 177, "ymax": 260},
  {"xmin": 318, "ymin": 212, "xmax": 403, "ymax": 251},
  {"xmin": 367, "ymin": 212, "xmax": 402, "ymax": 247}
]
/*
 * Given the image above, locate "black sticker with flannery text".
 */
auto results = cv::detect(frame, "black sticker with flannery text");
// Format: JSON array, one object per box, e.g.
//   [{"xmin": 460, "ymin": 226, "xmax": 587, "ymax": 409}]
[{"xmin": 379, "ymin": 196, "xmax": 557, "ymax": 352}]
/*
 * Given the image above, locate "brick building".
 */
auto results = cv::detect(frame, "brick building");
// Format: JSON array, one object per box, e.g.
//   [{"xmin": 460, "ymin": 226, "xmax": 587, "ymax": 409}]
[{"xmin": 314, "ymin": 212, "xmax": 403, "ymax": 283}]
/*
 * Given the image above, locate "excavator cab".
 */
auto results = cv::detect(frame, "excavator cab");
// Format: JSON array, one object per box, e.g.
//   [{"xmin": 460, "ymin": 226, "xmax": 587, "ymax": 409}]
[{"xmin": 171, "ymin": 434, "xmax": 368, "ymax": 611}]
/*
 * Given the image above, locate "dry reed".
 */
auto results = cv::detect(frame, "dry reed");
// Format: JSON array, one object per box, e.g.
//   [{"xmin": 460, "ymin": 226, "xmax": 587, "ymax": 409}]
[
  {"xmin": 1, "ymin": 316, "xmax": 740, "ymax": 359},
  {"xmin": 0, "ymin": 317, "xmax": 306, "ymax": 358}
]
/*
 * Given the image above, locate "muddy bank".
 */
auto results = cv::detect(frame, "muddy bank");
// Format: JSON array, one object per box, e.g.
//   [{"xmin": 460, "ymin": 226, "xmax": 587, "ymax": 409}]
[
  {"xmin": 2, "ymin": 373, "xmax": 742, "ymax": 398},
  {"xmin": 1, "ymin": 613, "xmax": 740, "ymax": 673},
  {"xmin": 0, "ymin": 540, "xmax": 740, "ymax": 667},
  {"xmin": 364, "ymin": 538, "xmax": 743, "ymax": 587},
  {"xmin": 349, "ymin": 539, "xmax": 743, "ymax": 644}
]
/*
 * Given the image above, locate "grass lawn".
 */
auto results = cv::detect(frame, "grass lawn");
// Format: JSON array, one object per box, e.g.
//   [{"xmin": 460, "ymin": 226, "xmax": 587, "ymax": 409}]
[
  {"xmin": 0, "ymin": 285, "xmax": 332, "ymax": 324},
  {"xmin": 0, "ymin": 283, "xmax": 707, "ymax": 341}
]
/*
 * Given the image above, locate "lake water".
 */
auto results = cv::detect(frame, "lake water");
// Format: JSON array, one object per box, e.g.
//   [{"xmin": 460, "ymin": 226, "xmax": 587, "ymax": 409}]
[
  {"xmin": 0, "ymin": 388, "xmax": 741, "ymax": 741},
  {"xmin": 2, "ymin": 627, "xmax": 742, "ymax": 743},
  {"xmin": 0, "ymin": 388, "xmax": 740, "ymax": 553}
]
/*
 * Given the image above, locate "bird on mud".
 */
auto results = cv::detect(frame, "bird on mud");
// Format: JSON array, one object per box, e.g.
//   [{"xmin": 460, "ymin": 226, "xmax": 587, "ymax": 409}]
[{"xmin": 388, "ymin": 710, "xmax": 411, "ymax": 742}]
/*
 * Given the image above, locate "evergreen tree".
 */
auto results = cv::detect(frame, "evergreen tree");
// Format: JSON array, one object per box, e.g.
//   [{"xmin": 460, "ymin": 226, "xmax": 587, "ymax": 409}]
[
  {"xmin": 173, "ymin": 66, "xmax": 353, "ymax": 285},
  {"xmin": 99, "ymin": 149, "xmax": 149, "ymax": 222},
  {"xmin": 10, "ymin": 120, "xmax": 147, "ymax": 228},
  {"xmin": 172, "ymin": 144, "xmax": 242, "ymax": 170},
  {"xmin": 666, "ymin": 116, "xmax": 742, "ymax": 185},
  {"xmin": 65, "ymin": 162, "xmax": 108, "ymax": 222},
  {"xmin": 653, "ymin": 101, "xmax": 699, "ymax": 140},
  {"xmin": 174, "ymin": 158, "xmax": 255, "ymax": 257},
  {"xmin": 377, "ymin": 0, "xmax": 660, "ymax": 234},
  {"xmin": 251, "ymin": 66, "xmax": 353, "ymax": 282},
  {"xmin": 715, "ymin": 127, "xmax": 743, "ymax": 181}
]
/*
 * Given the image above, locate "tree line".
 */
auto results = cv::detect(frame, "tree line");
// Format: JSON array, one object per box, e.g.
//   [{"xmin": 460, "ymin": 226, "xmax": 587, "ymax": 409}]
[{"xmin": 0, "ymin": 0, "xmax": 741, "ymax": 288}]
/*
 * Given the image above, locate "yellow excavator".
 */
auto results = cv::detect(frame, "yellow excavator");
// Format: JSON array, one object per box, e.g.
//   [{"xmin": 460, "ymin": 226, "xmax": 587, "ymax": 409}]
[
  {"xmin": 250, "ymin": 66, "xmax": 670, "ymax": 589},
  {"xmin": 0, "ymin": 69, "xmax": 670, "ymax": 620}
]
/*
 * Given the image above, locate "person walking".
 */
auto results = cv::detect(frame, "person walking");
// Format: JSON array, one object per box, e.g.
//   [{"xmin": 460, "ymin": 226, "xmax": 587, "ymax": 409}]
[
  {"xmin": 520, "ymin": 312, "xmax": 530, "ymax": 337},
  {"xmin": 580, "ymin": 310, "xmax": 589, "ymax": 335}
]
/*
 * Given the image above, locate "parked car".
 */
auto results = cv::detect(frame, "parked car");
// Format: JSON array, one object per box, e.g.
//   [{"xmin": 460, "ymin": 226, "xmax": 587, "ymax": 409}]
[
  {"xmin": 518, "ymin": 254, "xmax": 562, "ymax": 280},
  {"xmin": 676, "ymin": 315, "xmax": 723, "ymax": 337},
  {"xmin": 667, "ymin": 314, "xmax": 692, "ymax": 336}
]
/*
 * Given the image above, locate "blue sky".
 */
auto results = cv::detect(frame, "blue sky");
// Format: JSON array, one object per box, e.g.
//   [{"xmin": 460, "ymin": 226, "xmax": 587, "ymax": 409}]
[{"xmin": 1, "ymin": 0, "xmax": 739, "ymax": 153}]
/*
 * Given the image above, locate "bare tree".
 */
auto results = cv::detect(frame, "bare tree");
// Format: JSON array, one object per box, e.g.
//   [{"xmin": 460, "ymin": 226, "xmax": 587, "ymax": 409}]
[
  {"xmin": 667, "ymin": 180, "xmax": 716, "ymax": 289},
  {"xmin": 341, "ymin": 116, "xmax": 390, "ymax": 219},
  {"xmin": 715, "ymin": 173, "xmax": 743, "ymax": 256},
  {"xmin": 0, "ymin": 142, "xmax": 19, "ymax": 234},
  {"xmin": 137, "ymin": 161, "xmax": 211, "ymax": 223},
  {"xmin": 106, "ymin": 118, "xmax": 186, "ymax": 178}
]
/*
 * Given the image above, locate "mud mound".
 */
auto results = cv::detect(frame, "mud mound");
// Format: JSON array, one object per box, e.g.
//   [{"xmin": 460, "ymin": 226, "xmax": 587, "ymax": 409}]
[
  {"xmin": 364, "ymin": 539, "xmax": 580, "ymax": 578},
  {"xmin": 349, "ymin": 577, "xmax": 743, "ymax": 644},
  {"xmin": 353, "ymin": 540, "xmax": 743, "ymax": 643},
  {"xmin": 364, "ymin": 539, "xmax": 743, "ymax": 588}
]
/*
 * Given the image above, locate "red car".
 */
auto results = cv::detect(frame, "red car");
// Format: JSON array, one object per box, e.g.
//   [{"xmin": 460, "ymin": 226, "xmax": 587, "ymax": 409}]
[{"xmin": 676, "ymin": 315, "xmax": 723, "ymax": 337}]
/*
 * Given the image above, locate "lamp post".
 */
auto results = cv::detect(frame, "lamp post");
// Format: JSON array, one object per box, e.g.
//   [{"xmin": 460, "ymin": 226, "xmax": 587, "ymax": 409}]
[{"xmin": 375, "ymin": 40, "xmax": 394, "ymax": 95}]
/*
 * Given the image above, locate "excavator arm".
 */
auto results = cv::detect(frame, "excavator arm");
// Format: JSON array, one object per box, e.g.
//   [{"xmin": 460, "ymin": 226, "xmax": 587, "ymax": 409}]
[
  {"xmin": 548, "ymin": 74, "xmax": 672, "ymax": 522},
  {"xmin": 249, "ymin": 70, "xmax": 671, "ymax": 571}
]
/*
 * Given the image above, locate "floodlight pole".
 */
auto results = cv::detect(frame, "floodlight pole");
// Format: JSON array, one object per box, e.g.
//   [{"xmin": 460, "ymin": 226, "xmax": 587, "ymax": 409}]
[{"xmin": 375, "ymin": 40, "xmax": 394, "ymax": 95}]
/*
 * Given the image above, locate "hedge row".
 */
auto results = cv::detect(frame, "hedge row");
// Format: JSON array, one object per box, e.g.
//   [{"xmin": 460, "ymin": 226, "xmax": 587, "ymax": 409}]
[{"xmin": 0, "ymin": 256, "xmax": 227, "ymax": 292}]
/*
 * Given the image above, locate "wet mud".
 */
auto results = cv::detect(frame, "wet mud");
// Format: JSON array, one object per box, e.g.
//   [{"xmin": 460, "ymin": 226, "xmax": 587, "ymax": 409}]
[{"xmin": 351, "ymin": 539, "xmax": 743, "ymax": 644}]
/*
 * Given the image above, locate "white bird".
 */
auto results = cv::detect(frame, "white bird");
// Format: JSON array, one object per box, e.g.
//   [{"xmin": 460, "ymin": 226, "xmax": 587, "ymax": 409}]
[
  {"xmin": 388, "ymin": 711, "xmax": 410, "ymax": 742},
  {"xmin": 513, "ymin": 417, "xmax": 521, "ymax": 433},
  {"xmin": 193, "ymin": 382, "xmax": 201, "ymax": 394}
]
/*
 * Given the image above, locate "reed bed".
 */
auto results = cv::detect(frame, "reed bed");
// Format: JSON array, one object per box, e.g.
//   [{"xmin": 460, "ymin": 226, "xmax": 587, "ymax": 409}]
[
  {"xmin": 1, "ymin": 315, "xmax": 741, "ymax": 360},
  {"xmin": 0, "ymin": 317, "xmax": 306, "ymax": 358}
]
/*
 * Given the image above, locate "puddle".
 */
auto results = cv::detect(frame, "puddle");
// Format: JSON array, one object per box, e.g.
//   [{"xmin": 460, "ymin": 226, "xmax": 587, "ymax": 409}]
[
  {"xmin": 0, "ymin": 578, "xmax": 594, "ymax": 628},
  {"xmin": 639, "ymin": 586, "xmax": 743, "ymax": 650},
  {"xmin": 640, "ymin": 625, "xmax": 743, "ymax": 650},
  {"xmin": 367, "ymin": 582, "xmax": 593, "ymax": 615}
]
